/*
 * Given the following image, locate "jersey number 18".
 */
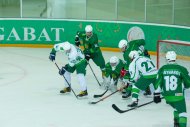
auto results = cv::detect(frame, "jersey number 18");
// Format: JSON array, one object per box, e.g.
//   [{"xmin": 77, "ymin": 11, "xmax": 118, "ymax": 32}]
[{"xmin": 164, "ymin": 75, "xmax": 178, "ymax": 91}]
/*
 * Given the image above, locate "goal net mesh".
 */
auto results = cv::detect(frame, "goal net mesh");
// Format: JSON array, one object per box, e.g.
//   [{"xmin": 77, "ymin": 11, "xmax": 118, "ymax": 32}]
[{"xmin": 157, "ymin": 40, "xmax": 190, "ymax": 71}]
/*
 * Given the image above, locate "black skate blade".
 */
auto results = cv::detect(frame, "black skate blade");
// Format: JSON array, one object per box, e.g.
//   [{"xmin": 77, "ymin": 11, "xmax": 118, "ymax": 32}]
[{"xmin": 121, "ymin": 96, "xmax": 131, "ymax": 100}]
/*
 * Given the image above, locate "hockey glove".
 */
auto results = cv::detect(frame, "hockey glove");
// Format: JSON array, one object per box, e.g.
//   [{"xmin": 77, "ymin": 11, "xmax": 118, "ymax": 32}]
[
  {"xmin": 153, "ymin": 92, "xmax": 161, "ymax": 103},
  {"xmin": 59, "ymin": 67, "xmax": 66, "ymax": 75},
  {"xmin": 120, "ymin": 68, "xmax": 128, "ymax": 77},
  {"xmin": 120, "ymin": 67, "xmax": 130, "ymax": 80},
  {"xmin": 75, "ymin": 35, "xmax": 80, "ymax": 47},
  {"xmin": 85, "ymin": 54, "xmax": 91, "ymax": 61},
  {"xmin": 49, "ymin": 52, "xmax": 56, "ymax": 61}
]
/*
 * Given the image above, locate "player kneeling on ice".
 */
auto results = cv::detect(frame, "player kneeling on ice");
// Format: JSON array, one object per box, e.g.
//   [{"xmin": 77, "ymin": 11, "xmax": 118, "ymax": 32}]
[
  {"xmin": 153, "ymin": 51, "xmax": 190, "ymax": 127},
  {"xmin": 102, "ymin": 56, "xmax": 130, "ymax": 92},
  {"xmin": 49, "ymin": 41, "xmax": 88, "ymax": 97},
  {"xmin": 128, "ymin": 50, "xmax": 157, "ymax": 107}
]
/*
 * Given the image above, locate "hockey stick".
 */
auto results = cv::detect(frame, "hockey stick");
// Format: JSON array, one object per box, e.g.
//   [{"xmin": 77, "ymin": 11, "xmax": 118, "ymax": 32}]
[
  {"xmin": 54, "ymin": 62, "xmax": 78, "ymax": 99},
  {"xmin": 88, "ymin": 62, "xmax": 101, "ymax": 86},
  {"xmin": 93, "ymin": 77, "xmax": 120, "ymax": 98},
  {"xmin": 89, "ymin": 90, "xmax": 119, "ymax": 104},
  {"xmin": 93, "ymin": 89, "xmax": 108, "ymax": 98},
  {"xmin": 112, "ymin": 97, "xmax": 164, "ymax": 113},
  {"xmin": 89, "ymin": 85, "xmax": 127, "ymax": 104}
]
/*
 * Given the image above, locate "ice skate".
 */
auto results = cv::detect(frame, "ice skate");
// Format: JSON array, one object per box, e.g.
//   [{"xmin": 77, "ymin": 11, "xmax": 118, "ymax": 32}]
[
  {"xmin": 143, "ymin": 86, "xmax": 152, "ymax": 96},
  {"xmin": 122, "ymin": 92, "xmax": 131, "ymax": 99},
  {"xmin": 128, "ymin": 100, "xmax": 138, "ymax": 107},
  {"xmin": 77, "ymin": 90, "xmax": 88, "ymax": 98},
  {"xmin": 60, "ymin": 87, "xmax": 71, "ymax": 93}
]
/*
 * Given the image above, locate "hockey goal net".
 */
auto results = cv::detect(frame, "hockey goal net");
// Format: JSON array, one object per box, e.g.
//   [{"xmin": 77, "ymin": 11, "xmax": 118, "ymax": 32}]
[{"xmin": 157, "ymin": 40, "xmax": 190, "ymax": 71}]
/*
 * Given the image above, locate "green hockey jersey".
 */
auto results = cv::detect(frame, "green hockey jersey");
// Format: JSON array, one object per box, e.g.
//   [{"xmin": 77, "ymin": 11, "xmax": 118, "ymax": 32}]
[
  {"xmin": 77, "ymin": 31, "xmax": 101, "ymax": 56},
  {"xmin": 155, "ymin": 63, "xmax": 190, "ymax": 102},
  {"xmin": 123, "ymin": 39, "xmax": 145, "ymax": 67},
  {"xmin": 104, "ymin": 59, "xmax": 127, "ymax": 79}
]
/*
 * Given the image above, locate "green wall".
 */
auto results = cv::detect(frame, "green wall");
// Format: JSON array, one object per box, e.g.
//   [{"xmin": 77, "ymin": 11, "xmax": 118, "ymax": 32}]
[{"xmin": 0, "ymin": 19, "xmax": 190, "ymax": 51}]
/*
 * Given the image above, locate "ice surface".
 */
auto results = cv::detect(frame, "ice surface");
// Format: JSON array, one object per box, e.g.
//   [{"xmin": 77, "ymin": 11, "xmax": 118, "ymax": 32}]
[{"xmin": 0, "ymin": 47, "xmax": 189, "ymax": 127}]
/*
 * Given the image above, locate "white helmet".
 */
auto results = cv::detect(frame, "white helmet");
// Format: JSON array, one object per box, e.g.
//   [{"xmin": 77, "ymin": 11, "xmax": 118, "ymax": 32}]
[
  {"xmin": 110, "ymin": 56, "xmax": 119, "ymax": 66},
  {"xmin": 166, "ymin": 51, "xmax": 176, "ymax": 62},
  {"xmin": 118, "ymin": 39, "xmax": 128, "ymax": 49},
  {"xmin": 85, "ymin": 25, "xmax": 93, "ymax": 32},
  {"xmin": 62, "ymin": 41, "xmax": 71, "ymax": 51},
  {"xmin": 127, "ymin": 26, "xmax": 145, "ymax": 42},
  {"xmin": 129, "ymin": 50, "xmax": 139, "ymax": 59}
]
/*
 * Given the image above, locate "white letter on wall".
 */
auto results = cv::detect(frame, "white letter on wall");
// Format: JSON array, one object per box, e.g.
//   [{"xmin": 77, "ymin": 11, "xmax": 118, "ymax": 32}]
[
  {"xmin": 7, "ymin": 28, "xmax": 21, "ymax": 41},
  {"xmin": 37, "ymin": 28, "xmax": 51, "ymax": 41},
  {"xmin": 51, "ymin": 28, "xmax": 64, "ymax": 41},
  {"xmin": 24, "ymin": 27, "xmax": 36, "ymax": 41},
  {"xmin": 0, "ymin": 28, "xmax": 4, "ymax": 41}
]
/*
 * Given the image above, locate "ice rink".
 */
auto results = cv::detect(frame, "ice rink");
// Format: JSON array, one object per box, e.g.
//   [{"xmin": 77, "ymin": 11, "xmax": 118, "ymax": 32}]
[{"xmin": 0, "ymin": 47, "xmax": 189, "ymax": 127}]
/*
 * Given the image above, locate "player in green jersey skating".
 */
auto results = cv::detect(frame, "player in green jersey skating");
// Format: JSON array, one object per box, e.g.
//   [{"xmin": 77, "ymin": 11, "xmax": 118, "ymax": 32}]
[
  {"xmin": 75, "ymin": 25, "xmax": 106, "ymax": 82},
  {"xmin": 154, "ymin": 51, "xmax": 190, "ymax": 127}
]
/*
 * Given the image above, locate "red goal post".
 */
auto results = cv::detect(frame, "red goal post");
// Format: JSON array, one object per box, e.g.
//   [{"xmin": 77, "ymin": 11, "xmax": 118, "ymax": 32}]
[{"xmin": 157, "ymin": 40, "xmax": 190, "ymax": 70}]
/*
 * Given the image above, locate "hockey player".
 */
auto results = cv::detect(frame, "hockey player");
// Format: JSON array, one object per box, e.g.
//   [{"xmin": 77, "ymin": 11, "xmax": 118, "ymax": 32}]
[
  {"xmin": 118, "ymin": 39, "xmax": 145, "ymax": 67},
  {"xmin": 119, "ymin": 26, "xmax": 150, "ymax": 67},
  {"xmin": 102, "ymin": 56, "xmax": 130, "ymax": 92},
  {"xmin": 153, "ymin": 51, "xmax": 190, "ymax": 127},
  {"xmin": 75, "ymin": 25, "xmax": 106, "ymax": 82},
  {"xmin": 49, "ymin": 41, "xmax": 88, "ymax": 97},
  {"xmin": 118, "ymin": 27, "xmax": 151, "ymax": 98},
  {"xmin": 118, "ymin": 39, "xmax": 150, "ymax": 98},
  {"xmin": 127, "ymin": 50, "xmax": 157, "ymax": 107}
]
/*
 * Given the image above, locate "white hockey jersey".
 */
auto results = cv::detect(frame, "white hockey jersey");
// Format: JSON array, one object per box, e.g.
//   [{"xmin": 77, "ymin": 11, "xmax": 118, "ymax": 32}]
[
  {"xmin": 129, "ymin": 56, "xmax": 157, "ymax": 82},
  {"xmin": 54, "ymin": 43, "xmax": 85, "ymax": 67}
]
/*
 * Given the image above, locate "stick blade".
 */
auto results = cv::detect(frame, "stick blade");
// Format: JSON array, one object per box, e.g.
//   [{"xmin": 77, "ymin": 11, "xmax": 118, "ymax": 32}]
[
  {"xmin": 93, "ymin": 89, "xmax": 108, "ymax": 98},
  {"xmin": 93, "ymin": 94, "xmax": 102, "ymax": 98},
  {"xmin": 112, "ymin": 104, "xmax": 125, "ymax": 113}
]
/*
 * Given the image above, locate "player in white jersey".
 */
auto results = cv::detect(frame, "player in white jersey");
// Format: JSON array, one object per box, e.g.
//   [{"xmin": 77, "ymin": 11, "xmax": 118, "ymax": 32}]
[
  {"xmin": 49, "ymin": 41, "xmax": 88, "ymax": 97},
  {"xmin": 128, "ymin": 50, "xmax": 157, "ymax": 107}
]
